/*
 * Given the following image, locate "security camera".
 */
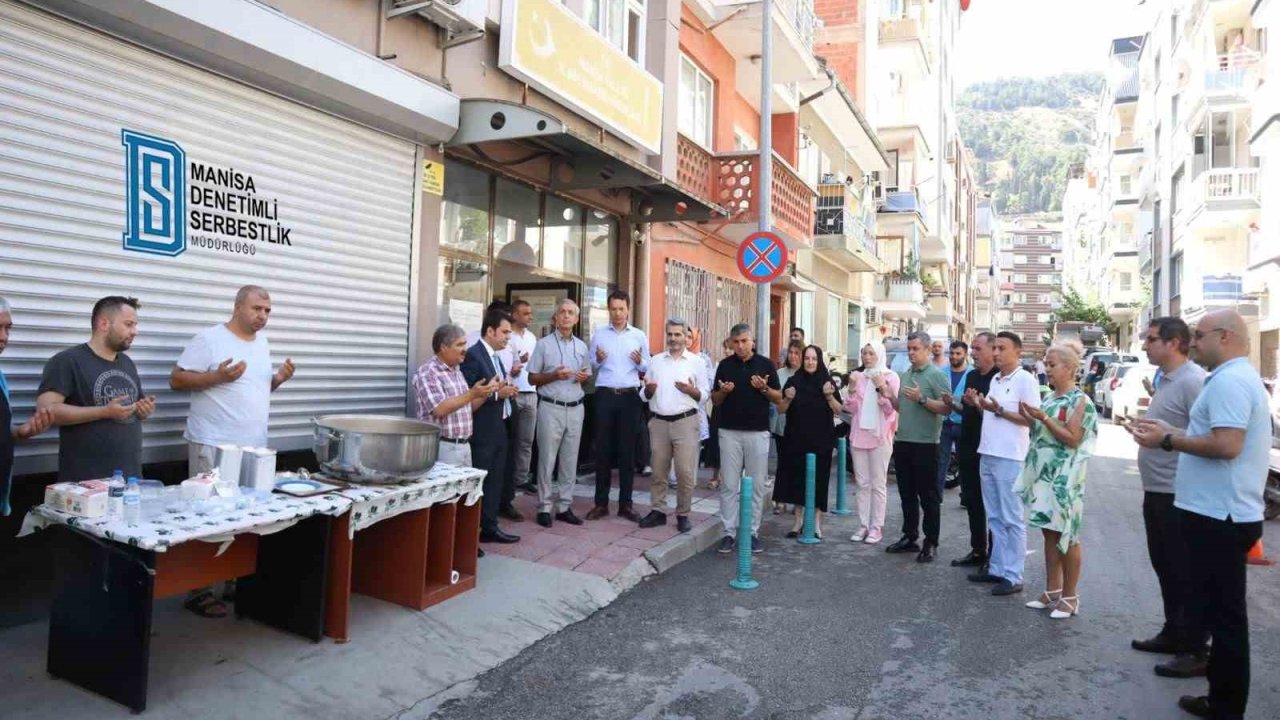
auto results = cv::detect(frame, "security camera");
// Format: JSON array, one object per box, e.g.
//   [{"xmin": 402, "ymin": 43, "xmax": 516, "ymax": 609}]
[{"xmin": 632, "ymin": 224, "xmax": 648, "ymax": 245}]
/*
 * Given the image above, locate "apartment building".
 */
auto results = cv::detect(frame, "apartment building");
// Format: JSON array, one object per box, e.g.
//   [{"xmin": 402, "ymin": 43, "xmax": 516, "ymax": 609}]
[
  {"xmin": 1096, "ymin": 36, "xmax": 1147, "ymax": 352},
  {"xmin": 1133, "ymin": 0, "xmax": 1263, "ymax": 359},
  {"xmin": 1061, "ymin": 163, "xmax": 1101, "ymax": 303},
  {"xmin": 997, "ymin": 222, "xmax": 1064, "ymax": 357},
  {"xmin": 1247, "ymin": 0, "xmax": 1280, "ymax": 379},
  {"xmin": 866, "ymin": 0, "xmax": 972, "ymax": 342},
  {"xmin": 972, "ymin": 197, "xmax": 1001, "ymax": 334}
]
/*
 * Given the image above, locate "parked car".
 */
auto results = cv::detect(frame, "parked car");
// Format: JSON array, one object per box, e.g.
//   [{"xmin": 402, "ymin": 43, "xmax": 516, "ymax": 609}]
[
  {"xmin": 1081, "ymin": 350, "xmax": 1140, "ymax": 397},
  {"xmin": 1108, "ymin": 363, "xmax": 1157, "ymax": 421},
  {"xmin": 1267, "ymin": 389, "xmax": 1280, "ymax": 521},
  {"xmin": 1093, "ymin": 362, "xmax": 1144, "ymax": 419}
]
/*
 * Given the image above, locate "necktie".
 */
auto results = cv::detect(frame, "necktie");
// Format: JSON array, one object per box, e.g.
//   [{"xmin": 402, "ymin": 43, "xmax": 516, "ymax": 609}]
[{"xmin": 495, "ymin": 354, "xmax": 511, "ymax": 419}]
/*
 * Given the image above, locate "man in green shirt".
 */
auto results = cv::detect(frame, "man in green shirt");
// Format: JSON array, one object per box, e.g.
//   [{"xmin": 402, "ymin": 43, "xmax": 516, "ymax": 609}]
[{"xmin": 886, "ymin": 331, "xmax": 953, "ymax": 562}]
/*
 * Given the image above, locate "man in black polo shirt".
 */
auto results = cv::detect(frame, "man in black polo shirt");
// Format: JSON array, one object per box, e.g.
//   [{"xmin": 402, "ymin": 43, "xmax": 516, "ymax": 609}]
[
  {"xmin": 945, "ymin": 331, "xmax": 998, "ymax": 569},
  {"xmin": 711, "ymin": 323, "xmax": 781, "ymax": 555}
]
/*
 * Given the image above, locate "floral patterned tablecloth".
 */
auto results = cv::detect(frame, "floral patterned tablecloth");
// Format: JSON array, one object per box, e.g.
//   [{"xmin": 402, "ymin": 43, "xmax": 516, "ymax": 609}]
[
  {"xmin": 336, "ymin": 462, "xmax": 486, "ymax": 538},
  {"xmin": 19, "ymin": 492, "xmax": 352, "ymax": 553}
]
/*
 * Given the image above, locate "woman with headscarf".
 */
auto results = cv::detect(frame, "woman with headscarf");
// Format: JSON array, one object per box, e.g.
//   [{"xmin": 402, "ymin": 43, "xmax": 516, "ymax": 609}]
[
  {"xmin": 773, "ymin": 345, "xmax": 843, "ymax": 538},
  {"xmin": 771, "ymin": 341, "xmax": 804, "ymax": 514},
  {"xmin": 844, "ymin": 341, "xmax": 900, "ymax": 544}
]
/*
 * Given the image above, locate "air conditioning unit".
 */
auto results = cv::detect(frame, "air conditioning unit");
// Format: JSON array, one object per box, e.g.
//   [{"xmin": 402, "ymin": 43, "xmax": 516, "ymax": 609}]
[
  {"xmin": 390, "ymin": 0, "xmax": 485, "ymax": 37},
  {"xmin": 866, "ymin": 307, "xmax": 881, "ymax": 325}
]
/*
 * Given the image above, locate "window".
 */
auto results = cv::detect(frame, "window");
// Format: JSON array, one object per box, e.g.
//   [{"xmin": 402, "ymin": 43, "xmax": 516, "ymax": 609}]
[
  {"xmin": 1013, "ymin": 312, "xmax": 1028, "ymax": 322},
  {"xmin": 543, "ymin": 195, "xmax": 584, "ymax": 276},
  {"xmin": 797, "ymin": 133, "xmax": 822, "ymax": 187},
  {"xmin": 1119, "ymin": 272, "xmax": 1133, "ymax": 293},
  {"xmin": 493, "ymin": 178, "xmax": 541, "ymax": 267},
  {"xmin": 1014, "ymin": 273, "xmax": 1028, "ymax": 283},
  {"xmin": 1015, "ymin": 254, "xmax": 1029, "ymax": 265},
  {"xmin": 1155, "ymin": 123, "xmax": 1162, "ymax": 160},
  {"xmin": 884, "ymin": 149, "xmax": 900, "ymax": 192},
  {"xmin": 1171, "ymin": 166, "xmax": 1185, "ymax": 218},
  {"xmin": 439, "ymin": 161, "xmax": 491, "ymax": 256},
  {"xmin": 1170, "ymin": 253, "xmax": 1183, "ymax": 298},
  {"xmin": 1120, "ymin": 175, "xmax": 1132, "ymax": 195},
  {"xmin": 588, "ymin": 0, "xmax": 646, "ymax": 63},
  {"xmin": 585, "ymin": 210, "xmax": 618, "ymax": 283},
  {"xmin": 795, "ymin": 292, "xmax": 815, "ymax": 339},
  {"xmin": 1171, "ymin": 13, "xmax": 1179, "ymax": 47},
  {"xmin": 734, "ymin": 128, "xmax": 756, "ymax": 151},
  {"xmin": 1171, "ymin": 94, "xmax": 1180, "ymax": 128},
  {"xmin": 678, "ymin": 56, "xmax": 714, "ymax": 148},
  {"xmin": 1153, "ymin": 268, "xmax": 1162, "ymax": 305},
  {"xmin": 438, "ymin": 257, "xmax": 490, "ymax": 335}
]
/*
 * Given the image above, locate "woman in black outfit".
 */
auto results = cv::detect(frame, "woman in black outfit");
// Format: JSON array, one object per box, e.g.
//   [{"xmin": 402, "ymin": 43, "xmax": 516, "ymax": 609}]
[{"xmin": 773, "ymin": 345, "xmax": 843, "ymax": 538}]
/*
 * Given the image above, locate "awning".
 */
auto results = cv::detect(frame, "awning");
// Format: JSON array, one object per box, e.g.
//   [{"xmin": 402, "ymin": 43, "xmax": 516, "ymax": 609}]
[
  {"xmin": 449, "ymin": 99, "xmax": 724, "ymax": 222},
  {"xmin": 35, "ymin": 0, "xmax": 461, "ymax": 143}
]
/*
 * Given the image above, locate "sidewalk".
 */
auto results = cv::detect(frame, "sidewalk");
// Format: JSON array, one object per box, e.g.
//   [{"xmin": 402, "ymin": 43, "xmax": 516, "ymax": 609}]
[{"xmin": 0, "ymin": 472, "xmax": 732, "ymax": 720}]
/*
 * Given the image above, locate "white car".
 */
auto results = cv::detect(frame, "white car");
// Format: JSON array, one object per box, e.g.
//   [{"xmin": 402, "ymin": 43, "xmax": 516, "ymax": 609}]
[{"xmin": 1108, "ymin": 363, "xmax": 1157, "ymax": 421}]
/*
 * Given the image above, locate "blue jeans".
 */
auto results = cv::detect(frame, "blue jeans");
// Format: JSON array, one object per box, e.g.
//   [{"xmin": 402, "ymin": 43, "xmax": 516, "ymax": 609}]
[
  {"xmin": 980, "ymin": 454, "xmax": 1026, "ymax": 585},
  {"xmin": 936, "ymin": 422, "xmax": 960, "ymax": 495}
]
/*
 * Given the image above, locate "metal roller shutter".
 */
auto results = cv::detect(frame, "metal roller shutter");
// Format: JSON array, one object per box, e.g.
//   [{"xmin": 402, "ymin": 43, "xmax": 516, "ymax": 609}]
[{"xmin": 0, "ymin": 1, "xmax": 419, "ymax": 474}]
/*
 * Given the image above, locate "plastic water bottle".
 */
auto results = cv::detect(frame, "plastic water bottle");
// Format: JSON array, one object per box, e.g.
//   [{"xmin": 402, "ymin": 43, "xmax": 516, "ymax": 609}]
[
  {"xmin": 122, "ymin": 477, "xmax": 141, "ymax": 525},
  {"xmin": 108, "ymin": 470, "xmax": 126, "ymax": 520}
]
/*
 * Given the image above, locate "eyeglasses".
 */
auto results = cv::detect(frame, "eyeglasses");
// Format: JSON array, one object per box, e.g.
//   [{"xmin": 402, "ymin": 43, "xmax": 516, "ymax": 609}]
[{"xmin": 1193, "ymin": 327, "xmax": 1227, "ymax": 340}]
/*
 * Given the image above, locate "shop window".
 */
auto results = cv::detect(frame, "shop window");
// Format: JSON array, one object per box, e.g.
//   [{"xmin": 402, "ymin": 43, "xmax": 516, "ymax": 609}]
[
  {"xmin": 678, "ymin": 55, "xmax": 714, "ymax": 149},
  {"xmin": 587, "ymin": 0, "xmax": 645, "ymax": 63},
  {"xmin": 544, "ymin": 195, "xmax": 584, "ymax": 276},
  {"xmin": 494, "ymin": 178, "xmax": 541, "ymax": 267},
  {"xmin": 584, "ymin": 210, "xmax": 618, "ymax": 283},
  {"xmin": 439, "ymin": 161, "xmax": 490, "ymax": 256},
  {"xmin": 582, "ymin": 283, "xmax": 612, "ymax": 345},
  {"xmin": 437, "ymin": 257, "xmax": 490, "ymax": 334}
]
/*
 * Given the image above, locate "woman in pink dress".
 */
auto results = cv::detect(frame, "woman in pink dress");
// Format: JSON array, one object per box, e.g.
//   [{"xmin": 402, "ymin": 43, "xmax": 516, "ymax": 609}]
[{"xmin": 844, "ymin": 341, "xmax": 900, "ymax": 544}]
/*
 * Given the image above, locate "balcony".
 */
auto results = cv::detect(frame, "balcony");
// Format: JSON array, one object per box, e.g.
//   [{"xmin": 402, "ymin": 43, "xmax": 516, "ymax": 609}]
[
  {"xmin": 879, "ymin": 0, "xmax": 932, "ymax": 77},
  {"xmin": 1184, "ymin": 168, "xmax": 1262, "ymax": 222},
  {"xmin": 1203, "ymin": 274, "xmax": 1245, "ymax": 303},
  {"xmin": 1113, "ymin": 130, "xmax": 1142, "ymax": 154},
  {"xmin": 1186, "ymin": 53, "xmax": 1260, "ymax": 117},
  {"xmin": 676, "ymin": 133, "xmax": 716, "ymax": 202},
  {"xmin": 874, "ymin": 277, "xmax": 927, "ymax": 321},
  {"xmin": 813, "ymin": 182, "xmax": 885, "ymax": 273},
  {"xmin": 876, "ymin": 188, "xmax": 932, "ymax": 239},
  {"xmin": 714, "ymin": 150, "xmax": 817, "ymax": 248},
  {"xmin": 1138, "ymin": 231, "xmax": 1153, "ymax": 270},
  {"xmin": 711, "ymin": 0, "xmax": 821, "ymax": 110}
]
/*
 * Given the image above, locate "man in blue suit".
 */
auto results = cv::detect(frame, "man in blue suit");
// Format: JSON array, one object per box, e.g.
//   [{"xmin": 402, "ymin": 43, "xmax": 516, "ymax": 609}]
[{"xmin": 461, "ymin": 308, "xmax": 522, "ymax": 544}]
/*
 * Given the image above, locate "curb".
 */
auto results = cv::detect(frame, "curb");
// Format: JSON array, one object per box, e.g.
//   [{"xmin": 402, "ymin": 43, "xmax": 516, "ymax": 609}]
[{"xmin": 641, "ymin": 516, "xmax": 725, "ymax": 574}]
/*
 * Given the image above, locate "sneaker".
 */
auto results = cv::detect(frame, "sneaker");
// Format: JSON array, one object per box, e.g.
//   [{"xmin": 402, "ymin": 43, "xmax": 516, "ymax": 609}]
[
  {"xmin": 717, "ymin": 535, "xmax": 735, "ymax": 554},
  {"xmin": 851, "ymin": 527, "xmax": 869, "ymax": 543},
  {"xmin": 865, "ymin": 528, "xmax": 883, "ymax": 544},
  {"xmin": 751, "ymin": 536, "xmax": 763, "ymax": 554}
]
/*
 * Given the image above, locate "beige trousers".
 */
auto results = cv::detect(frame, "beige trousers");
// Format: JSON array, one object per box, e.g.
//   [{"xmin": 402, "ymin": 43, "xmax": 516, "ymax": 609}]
[{"xmin": 647, "ymin": 413, "xmax": 700, "ymax": 516}]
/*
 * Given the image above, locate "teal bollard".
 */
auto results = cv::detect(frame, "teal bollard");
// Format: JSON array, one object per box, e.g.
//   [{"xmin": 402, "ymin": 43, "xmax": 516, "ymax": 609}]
[
  {"xmin": 832, "ymin": 437, "xmax": 851, "ymax": 515},
  {"xmin": 799, "ymin": 453, "xmax": 820, "ymax": 544},
  {"xmin": 730, "ymin": 475, "xmax": 759, "ymax": 590}
]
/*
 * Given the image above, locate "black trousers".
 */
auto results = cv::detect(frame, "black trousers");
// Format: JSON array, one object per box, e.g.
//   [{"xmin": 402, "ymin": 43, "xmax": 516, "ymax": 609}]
[
  {"xmin": 1181, "ymin": 509, "xmax": 1263, "ymax": 719},
  {"xmin": 958, "ymin": 447, "xmax": 988, "ymax": 555},
  {"xmin": 594, "ymin": 391, "xmax": 641, "ymax": 507},
  {"xmin": 471, "ymin": 435, "xmax": 509, "ymax": 534},
  {"xmin": 1142, "ymin": 492, "xmax": 1205, "ymax": 650},
  {"xmin": 893, "ymin": 441, "xmax": 940, "ymax": 545}
]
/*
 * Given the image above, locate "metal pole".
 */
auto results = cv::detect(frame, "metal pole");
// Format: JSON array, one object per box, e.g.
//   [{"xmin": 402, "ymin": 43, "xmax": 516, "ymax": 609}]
[
  {"xmin": 756, "ymin": 0, "xmax": 772, "ymax": 347},
  {"xmin": 730, "ymin": 475, "xmax": 760, "ymax": 590},
  {"xmin": 833, "ymin": 437, "xmax": 851, "ymax": 515},
  {"xmin": 799, "ymin": 453, "xmax": 820, "ymax": 544}
]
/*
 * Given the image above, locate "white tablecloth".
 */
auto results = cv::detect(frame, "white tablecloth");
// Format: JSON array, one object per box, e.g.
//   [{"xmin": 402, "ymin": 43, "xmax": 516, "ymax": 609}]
[
  {"xmin": 337, "ymin": 462, "xmax": 486, "ymax": 538},
  {"xmin": 19, "ymin": 492, "xmax": 352, "ymax": 553}
]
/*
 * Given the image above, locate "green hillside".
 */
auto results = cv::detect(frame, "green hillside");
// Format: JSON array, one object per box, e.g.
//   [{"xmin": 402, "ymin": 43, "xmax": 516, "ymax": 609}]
[{"xmin": 958, "ymin": 73, "xmax": 1103, "ymax": 215}]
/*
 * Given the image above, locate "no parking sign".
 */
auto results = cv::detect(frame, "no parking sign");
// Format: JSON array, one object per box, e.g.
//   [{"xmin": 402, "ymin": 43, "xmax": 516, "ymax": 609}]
[{"xmin": 736, "ymin": 232, "xmax": 787, "ymax": 284}]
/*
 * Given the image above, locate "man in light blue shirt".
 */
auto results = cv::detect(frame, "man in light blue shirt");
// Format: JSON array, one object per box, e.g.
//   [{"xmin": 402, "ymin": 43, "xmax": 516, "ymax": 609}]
[
  {"xmin": 1132, "ymin": 309, "xmax": 1269, "ymax": 720},
  {"xmin": 585, "ymin": 290, "xmax": 650, "ymax": 522},
  {"xmin": 0, "ymin": 297, "xmax": 55, "ymax": 516}
]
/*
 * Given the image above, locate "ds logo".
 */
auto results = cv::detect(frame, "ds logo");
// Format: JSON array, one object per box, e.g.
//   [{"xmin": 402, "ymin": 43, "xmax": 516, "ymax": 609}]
[{"xmin": 122, "ymin": 129, "xmax": 186, "ymax": 257}]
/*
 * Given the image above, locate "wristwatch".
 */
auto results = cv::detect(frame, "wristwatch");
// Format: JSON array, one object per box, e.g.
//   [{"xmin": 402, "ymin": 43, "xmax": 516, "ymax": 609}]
[
  {"xmin": 918, "ymin": 396, "xmax": 927, "ymax": 406},
  {"xmin": 1160, "ymin": 433, "xmax": 1174, "ymax": 452}
]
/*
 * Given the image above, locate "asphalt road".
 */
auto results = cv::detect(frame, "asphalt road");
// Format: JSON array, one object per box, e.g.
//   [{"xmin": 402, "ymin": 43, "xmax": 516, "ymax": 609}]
[{"xmin": 427, "ymin": 425, "xmax": 1280, "ymax": 720}]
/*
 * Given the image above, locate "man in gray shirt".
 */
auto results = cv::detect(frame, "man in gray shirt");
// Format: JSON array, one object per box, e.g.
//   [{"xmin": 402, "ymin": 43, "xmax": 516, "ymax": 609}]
[
  {"xmin": 1125, "ymin": 317, "xmax": 1208, "ymax": 678},
  {"xmin": 526, "ymin": 299, "xmax": 591, "ymax": 528}
]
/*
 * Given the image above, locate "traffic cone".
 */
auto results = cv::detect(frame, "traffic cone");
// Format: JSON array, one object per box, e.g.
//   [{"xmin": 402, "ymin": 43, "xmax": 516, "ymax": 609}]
[{"xmin": 1247, "ymin": 539, "xmax": 1273, "ymax": 567}]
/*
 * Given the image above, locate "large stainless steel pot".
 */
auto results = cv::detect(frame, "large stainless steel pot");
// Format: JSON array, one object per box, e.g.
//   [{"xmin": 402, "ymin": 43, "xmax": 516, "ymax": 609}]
[{"xmin": 313, "ymin": 414, "xmax": 440, "ymax": 484}]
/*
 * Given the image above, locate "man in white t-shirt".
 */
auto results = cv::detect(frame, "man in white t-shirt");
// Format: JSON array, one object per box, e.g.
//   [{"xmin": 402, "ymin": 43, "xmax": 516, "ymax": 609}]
[
  {"xmin": 507, "ymin": 300, "xmax": 540, "ymax": 494},
  {"xmin": 968, "ymin": 331, "xmax": 1041, "ymax": 597},
  {"xmin": 169, "ymin": 285, "xmax": 296, "ymax": 617}
]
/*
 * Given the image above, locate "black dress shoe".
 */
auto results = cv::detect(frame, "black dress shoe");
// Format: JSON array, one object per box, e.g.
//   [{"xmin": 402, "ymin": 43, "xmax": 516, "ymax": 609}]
[
  {"xmin": 617, "ymin": 504, "xmax": 643, "ymax": 522},
  {"xmin": 555, "ymin": 509, "xmax": 584, "ymax": 526},
  {"xmin": 677, "ymin": 516, "xmax": 692, "ymax": 533},
  {"xmin": 1131, "ymin": 633, "xmax": 1182, "ymax": 654},
  {"xmin": 1176, "ymin": 696, "xmax": 1212, "ymax": 718},
  {"xmin": 536, "ymin": 512, "xmax": 553, "ymax": 528},
  {"xmin": 1155, "ymin": 653, "xmax": 1208, "ymax": 678},
  {"xmin": 967, "ymin": 572, "xmax": 1002, "ymax": 583},
  {"xmin": 885, "ymin": 536, "xmax": 920, "ymax": 554},
  {"xmin": 951, "ymin": 551, "xmax": 987, "ymax": 567},
  {"xmin": 499, "ymin": 505, "xmax": 524, "ymax": 521},
  {"xmin": 517, "ymin": 482, "xmax": 539, "ymax": 494},
  {"xmin": 479, "ymin": 529, "xmax": 521, "ymax": 544},
  {"xmin": 638, "ymin": 510, "xmax": 667, "ymax": 528},
  {"xmin": 991, "ymin": 580, "xmax": 1023, "ymax": 596},
  {"xmin": 916, "ymin": 544, "xmax": 936, "ymax": 563}
]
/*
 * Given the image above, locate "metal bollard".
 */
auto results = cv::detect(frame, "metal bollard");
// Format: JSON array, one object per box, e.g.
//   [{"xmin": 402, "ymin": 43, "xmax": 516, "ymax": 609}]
[
  {"xmin": 832, "ymin": 437, "xmax": 851, "ymax": 515},
  {"xmin": 799, "ymin": 453, "xmax": 820, "ymax": 544},
  {"xmin": 729, "ymin": 475, "xmax": 759, "ymax": 590}
]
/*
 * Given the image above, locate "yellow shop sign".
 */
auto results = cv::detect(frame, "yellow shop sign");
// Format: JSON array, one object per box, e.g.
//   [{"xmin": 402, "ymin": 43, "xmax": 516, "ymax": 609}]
[{"xmin": 499, "ymin": 0, "xmax": 663, "ymax": 154}]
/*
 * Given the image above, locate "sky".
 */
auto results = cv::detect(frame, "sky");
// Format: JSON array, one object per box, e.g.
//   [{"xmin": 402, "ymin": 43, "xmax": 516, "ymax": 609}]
[{"xmin": 953, "ymin": 0, "xmax": 1151, "ymax": 89}]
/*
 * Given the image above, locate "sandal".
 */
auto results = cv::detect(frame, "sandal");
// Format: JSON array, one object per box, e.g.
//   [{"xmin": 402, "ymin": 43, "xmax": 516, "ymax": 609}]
[
  {"xmin": 1051, "ymin": 596, "xmax": 1080, "ymax": 619},
  {"xmin": 184, "ymin": 591, "xmax": 229, "ymax": 618},
  {"xmin": 1025, "ymin": 589, "xmax": 1062, "ymax": 610}
]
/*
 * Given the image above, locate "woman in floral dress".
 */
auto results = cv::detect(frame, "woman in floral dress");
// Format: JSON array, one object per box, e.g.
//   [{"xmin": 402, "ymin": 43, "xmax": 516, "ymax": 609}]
[{"xmin": 1016, "ymin": 341, "xmax": 1097, "ymax": 620}]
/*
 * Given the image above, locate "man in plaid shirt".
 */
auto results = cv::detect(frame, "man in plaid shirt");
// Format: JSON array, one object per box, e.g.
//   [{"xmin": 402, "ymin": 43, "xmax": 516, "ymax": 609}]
[{"xmin": 412, "ymin": 324, "xmax": 498, "ymax": 468}]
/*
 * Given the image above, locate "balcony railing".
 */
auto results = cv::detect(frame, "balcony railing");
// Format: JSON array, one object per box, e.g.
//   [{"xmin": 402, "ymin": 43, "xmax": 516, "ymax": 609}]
[
  {"xmin": 676, "ymin": 133, "xmax": 715, "ymax": 201},
  {"xmin": 1114, "ymin": 130, "xmax": 1139, "ymax": 152},
  {"xmin": 775, "ymin": 0, "xmax": 817, "ymax": 56},
  {"xmin": 1138, "ymin": 231, "xmax": 1153, "ymax": 269},
  {"xmin": 876, "ymin": 277, "xmax": 925, "ymax": 305},
  {"xmin": 880, "ymin": 0, "xmax": 927, "ymax": 43},
  {"xmin": 1203, "ymin": 274, "xmax": 1244, "ymax": 304},
  {"xmin": 815, "ymin": 181, "xmax": 879, "ymax": 257},
  {"xmin": 1205, "ymin": 52, "xmax": 1260, "ymax": 96},
  {"xmin": 715, "ymin": 150, "xmax": 817, "ymax": 245},
  {"xmin": 1199, "ymin": 167, "xmax": 1260, "ymax": 204},
  {"xmin": 877, "ymin": 189, "xmax": 932, "ymax": 230}
]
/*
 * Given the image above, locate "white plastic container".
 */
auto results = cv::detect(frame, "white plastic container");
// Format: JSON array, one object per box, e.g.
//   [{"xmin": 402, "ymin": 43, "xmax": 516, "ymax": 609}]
[
  {"xmin": 249, "ymin": 448, "xmax": 277, "ymax": 493},
  {"xmin": 214, "ymin": 444, "xmax": 243, "ymax": 486}
]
